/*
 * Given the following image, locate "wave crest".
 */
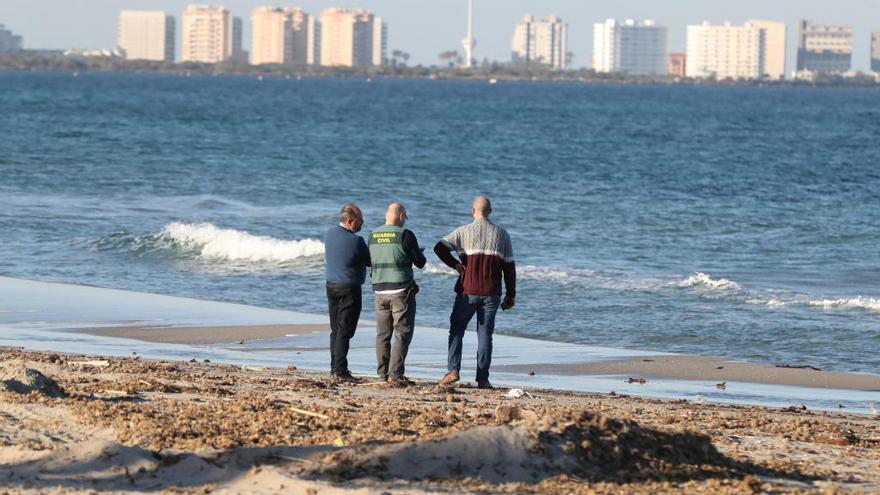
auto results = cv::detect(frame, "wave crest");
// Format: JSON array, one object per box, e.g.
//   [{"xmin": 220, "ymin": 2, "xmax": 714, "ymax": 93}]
[
  {"xmin": 677, "ymin": 272, "xmax": 741, "ymax": 291},
  {"xmin": 160, "ymin": 222, "xmax": 324, "ymax": 263}
]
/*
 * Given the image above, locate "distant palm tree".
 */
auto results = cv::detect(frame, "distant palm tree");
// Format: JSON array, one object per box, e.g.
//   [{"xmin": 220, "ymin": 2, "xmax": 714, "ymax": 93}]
[{"xmin": 438, "ymin": 50, "xmax": 459, "ymax": 68}]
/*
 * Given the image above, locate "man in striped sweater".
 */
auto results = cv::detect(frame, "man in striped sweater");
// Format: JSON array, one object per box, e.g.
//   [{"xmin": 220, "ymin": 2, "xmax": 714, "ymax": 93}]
[{"xmin": 434, "ymin": 196, "xmax": 517, "ymax": 389}]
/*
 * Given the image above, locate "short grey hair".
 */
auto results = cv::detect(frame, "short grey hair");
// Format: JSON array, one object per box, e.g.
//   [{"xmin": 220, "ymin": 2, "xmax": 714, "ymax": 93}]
[{"xmin": 339, "ymin": 203, "xmax": 362, "ymax": 224}]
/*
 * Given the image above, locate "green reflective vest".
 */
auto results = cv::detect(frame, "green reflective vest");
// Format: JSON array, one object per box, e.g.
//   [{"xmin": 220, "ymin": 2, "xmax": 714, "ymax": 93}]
[{"xmin": 368, "ymin": 225, "xmax": 413, "ymax": 285}]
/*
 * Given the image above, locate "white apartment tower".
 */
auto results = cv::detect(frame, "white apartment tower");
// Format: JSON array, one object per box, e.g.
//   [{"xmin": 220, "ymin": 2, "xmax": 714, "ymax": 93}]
[
  {"xmin": 511, "ymin": 15, "xmax": 568, "ymax": 69},
  {"xmin": 593, "ymin": 19, "xmax": 667, "ymax": 76},
  {"xmin": 749, "ymin": 20, "xmax": 786, "ymax": 80},
  {"xmin": 181, "ymin": 4, "xmax": 237, "ymax": 63},
  {"xmin": 117, "ymin": 11, "xmax": 175, "ymax": 62},
  {"xmin": 686, "ymin": 22, "xmax": 763, "ymax": 80},
  {"xmin": 251, "ymin": 7, "xmax": 319, "ymax": 65},
  {"xmin": 319, "ymin": 8, "xmax": 385, "ymax": 67}
]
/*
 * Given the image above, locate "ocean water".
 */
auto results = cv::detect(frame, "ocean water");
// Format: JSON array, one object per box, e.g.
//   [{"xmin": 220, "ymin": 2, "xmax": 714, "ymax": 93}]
[{"xmin": 1, "ymin": 72, "xmax": 879, "ymax": 374}]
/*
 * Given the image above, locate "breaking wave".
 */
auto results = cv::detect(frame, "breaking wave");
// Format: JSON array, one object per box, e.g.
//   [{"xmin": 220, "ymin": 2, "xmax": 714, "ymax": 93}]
[
  {"xmin": 159, "ymin": 222, "xmax": 324, "ymax": 263},
  {"xmin": 89, "ymin": 222, "xmax": 324, "ymax": 264},
  {"xmin": 676, "ymin": 272, "xmax": 741, "ymax": 291}
]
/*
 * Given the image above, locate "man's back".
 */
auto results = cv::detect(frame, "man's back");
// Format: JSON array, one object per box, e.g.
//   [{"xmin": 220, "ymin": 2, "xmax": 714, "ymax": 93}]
[
  {"xmin": 438, "ymin": 218, "xmax": 515, "ymax": 298},
  {"xmin": 325, "ymin": 225, "xmax": 370, "ymax": 285}
]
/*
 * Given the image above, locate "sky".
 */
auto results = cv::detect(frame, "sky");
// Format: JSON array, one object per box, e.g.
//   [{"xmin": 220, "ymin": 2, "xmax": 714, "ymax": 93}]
[{"xmin": 2, "ymin": 0, "xmax": 880, "ymax": 71}]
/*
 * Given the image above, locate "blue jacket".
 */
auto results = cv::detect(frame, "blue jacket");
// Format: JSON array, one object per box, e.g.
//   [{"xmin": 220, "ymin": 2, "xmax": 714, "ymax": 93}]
[{"xmin": 325, "ymin": 225, "xmax": 371, "ymax": 285}]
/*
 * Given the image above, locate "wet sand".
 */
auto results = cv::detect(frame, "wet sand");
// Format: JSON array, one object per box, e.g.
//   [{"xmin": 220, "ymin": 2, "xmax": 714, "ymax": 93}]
[
  {"xmin": 1, "ymin": 349, "xmax": 879, "ymax": 494},
  {"xmin": 80, "ymin": 323, "xmax": 880, "ymax": 393},
  {"xmin": 496, "ymin": 355, "xmax": 880, "ymax": 391},
  {"xmin": 82, "ymin": 323, "xmax": 330, "ymax": 345}
]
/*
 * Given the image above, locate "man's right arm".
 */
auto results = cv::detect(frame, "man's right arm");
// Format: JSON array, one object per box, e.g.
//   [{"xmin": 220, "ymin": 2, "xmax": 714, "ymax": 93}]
[{"xmin": 433, "ymin": 240, "xmax": 460, "ymax": 269}]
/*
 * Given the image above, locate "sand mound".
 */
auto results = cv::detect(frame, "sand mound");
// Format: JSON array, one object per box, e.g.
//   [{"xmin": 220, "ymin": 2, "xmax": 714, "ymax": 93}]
[
  {"xmin": 0, "ymin": 362, "xmax": 66, "ymax": 398},
  {"xmin": 315, "ymin": 410, "xmax": 734, "ymax": 484}
]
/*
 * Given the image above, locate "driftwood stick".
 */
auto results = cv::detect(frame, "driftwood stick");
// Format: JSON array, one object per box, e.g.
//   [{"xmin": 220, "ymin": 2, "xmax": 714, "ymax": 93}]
[{"xmin": 289, "ymin": 406, "xmax": 330, "ymax": 420}]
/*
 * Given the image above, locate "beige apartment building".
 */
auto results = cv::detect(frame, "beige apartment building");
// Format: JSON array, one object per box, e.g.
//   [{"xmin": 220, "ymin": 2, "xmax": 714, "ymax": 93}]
[
  {"xmin": 181, "ymin": 4, "xmax": 243, "ymax": 63},
  {"xmin": 511, "ymin": 15, "xmax": 568, "ymax": 69},
  {"xmin": 319, "ymin": 8, "xmax": 386, "ymax": 67},
  {"xmin": 117, "ymin": 11, "xmax": 175, "ymax": 62},
  {"xmin": 251, "ymin": 7, "xmax": 319, "ymax": 65},
  {"xmin": 749, "ymin": 19, "xmax": 786, "ymax": 80},
  {"xmin": 686, "ymin": 22, "xmax": 763, "ymax": 80}
]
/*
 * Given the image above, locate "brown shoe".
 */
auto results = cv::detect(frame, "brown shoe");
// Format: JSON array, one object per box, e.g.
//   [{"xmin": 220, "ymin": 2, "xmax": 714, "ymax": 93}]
[
  {"xmin": 476, "ymin": 380, "xmax": 493, "ymax": 389},
  {"xmin": 387, "ymin": 377, "xmax": 409, "ymax": 388},
  {"xmin": 332, "ymin": 370, "xmax": 360, "ymax": 383},
  {"xmin": 438, "ymin": 370, "xmax": 460, "ymax": 386}
]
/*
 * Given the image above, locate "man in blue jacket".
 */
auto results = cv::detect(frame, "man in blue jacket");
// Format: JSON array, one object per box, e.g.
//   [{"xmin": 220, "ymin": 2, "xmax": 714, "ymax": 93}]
[{"xmin": 325, "ymin": 203, "xmax": 371, "ymax": 382}]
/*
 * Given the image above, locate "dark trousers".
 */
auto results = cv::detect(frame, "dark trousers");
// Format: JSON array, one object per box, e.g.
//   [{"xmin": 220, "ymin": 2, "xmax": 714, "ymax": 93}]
[
  {"xmin": 326, "ymin": 283, "xmax": 362, "ymax": 374},
  {"xmin": 447, "ymin": 293, "xmax": 501, "ymax": 382},
  {"xmin": 375, "ymin": 286, "xmax": 417, "ymax": 380}
]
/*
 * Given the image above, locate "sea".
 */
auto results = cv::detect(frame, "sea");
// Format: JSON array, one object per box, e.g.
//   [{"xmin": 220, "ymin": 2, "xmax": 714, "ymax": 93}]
[{"xmin": 1, "ymin": 71, "xmax": 879, "ymax": 376}]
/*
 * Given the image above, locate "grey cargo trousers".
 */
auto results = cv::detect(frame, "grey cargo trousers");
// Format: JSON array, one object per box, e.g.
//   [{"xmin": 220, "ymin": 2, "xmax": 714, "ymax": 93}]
[{"xmin": 374, "ymin": 285, "xmax": 417, "ymax": 380}]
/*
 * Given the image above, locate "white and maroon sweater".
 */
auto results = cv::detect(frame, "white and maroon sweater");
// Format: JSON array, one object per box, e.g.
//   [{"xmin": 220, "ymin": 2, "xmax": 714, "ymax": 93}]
[{"xmin": 434, "ymin": 218, "xmax": 516, "ymax": 298}]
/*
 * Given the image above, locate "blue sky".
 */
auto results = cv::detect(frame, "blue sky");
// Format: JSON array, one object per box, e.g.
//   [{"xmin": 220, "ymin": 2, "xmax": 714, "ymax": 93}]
[{"xmin": 2, "ymin": 0, "xmax": 879, "ymax": 70}]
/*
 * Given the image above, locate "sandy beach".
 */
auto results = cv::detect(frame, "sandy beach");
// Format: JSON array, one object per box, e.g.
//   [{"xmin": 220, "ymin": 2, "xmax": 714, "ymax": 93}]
[{"xmin": 2, "ymin": 348, "xmax": 879, "ymax": 494}]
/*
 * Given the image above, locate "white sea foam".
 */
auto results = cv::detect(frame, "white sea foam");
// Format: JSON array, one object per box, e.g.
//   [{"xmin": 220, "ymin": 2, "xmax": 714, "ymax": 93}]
[
  {"xmin": 160, "ymin": 222, "xmax": 324, "ymax": 263},
  {"xmin": 676, "ymin": 272, "xmax": 741, "ymax": 291},
  {"xmin": 423, "ymin": 262, "xmax": 457, "ymax": 276},
  {"xmin": 805, "ymin": 297, "xmax": 880, "ymax": 312},
  {"xmin": 747, "ymin": 296, "xmax": 880, "ymax": 313}
]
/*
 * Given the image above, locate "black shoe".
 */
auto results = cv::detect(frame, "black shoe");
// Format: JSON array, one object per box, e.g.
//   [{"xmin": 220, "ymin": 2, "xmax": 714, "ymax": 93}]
[{"xmin": 476, "ymin": 380, "xmax": 494, "ymax": 389}]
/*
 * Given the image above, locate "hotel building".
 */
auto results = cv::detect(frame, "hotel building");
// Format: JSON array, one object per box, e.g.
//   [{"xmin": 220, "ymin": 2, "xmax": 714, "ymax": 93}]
[
  {"xmin": 668, "ymin": 53, "xmax": 686, "ymax": 77},
  {"xmin": 251, "ymin": 7, "xmax": 319, "ymax": 66},
  {"xmin": 871, "ymin": 30, "xmax": 880, "ymax": 72},
  {"xmin": 749, "ymin": 19, "xmax": 786, "ymax": 80},
  {"xmin": 686, "ymin": 22, "xmax": 763, "ymax": 80},
  {"xmin": 511, "ymin": 15, "xmax": 568, "ymax": 69},
  {"xmin": 117, "ymin": 11, "xmax": 175, "ymax": 62},
  {"xmin": 181, "ymin": 5, "xmax": 244, "ymax": 63},
  {"xmin": 0, "ymin": 24, "xmax": 22, "ymax": 52},
  {"xmin": 796, "ymin": 21, "xmax": 852, "ymax": 74},
  {"xmin": 593, "ymin": 19, "xmax": 667, "ymax": 76},
  {"xmin": 319, "ymin": 8, "xmax": 386, "ymax": 67}
]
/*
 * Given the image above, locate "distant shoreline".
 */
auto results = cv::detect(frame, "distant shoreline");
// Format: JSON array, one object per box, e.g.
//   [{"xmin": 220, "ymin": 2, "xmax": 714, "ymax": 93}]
[{"xmin": 2, "ymin": 52, "xmax": 879, "ymax": 89}]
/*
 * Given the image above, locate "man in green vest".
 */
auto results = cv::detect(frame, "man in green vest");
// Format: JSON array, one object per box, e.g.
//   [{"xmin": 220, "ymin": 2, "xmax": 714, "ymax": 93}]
[{"xmin": 369, "ymin": 203, "xmax": 427, "ymax": 387}]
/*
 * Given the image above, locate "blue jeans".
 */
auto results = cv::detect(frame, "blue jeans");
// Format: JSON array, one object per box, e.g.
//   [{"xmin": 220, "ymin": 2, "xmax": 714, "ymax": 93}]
[{"xmin": 447, "ymin": 293, "xmax": 501, "ymax": 382}]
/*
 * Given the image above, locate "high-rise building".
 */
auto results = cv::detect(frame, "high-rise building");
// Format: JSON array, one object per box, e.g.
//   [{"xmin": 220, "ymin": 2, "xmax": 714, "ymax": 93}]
[
  {"xmin": 796, "ymin": 21, "xmax": 852, "ymax": 74},
  {"xmin": 511, "ymin": 15, "xmax": 568, "ymax": 69},
  {"xmin": 686, "ymin": 22, "xmax": 763, "ymax": 80},
  {"xmin": 593, "ymin": 19, "xmax": 667, "ymax": 76},
  {"xmin": 0, "ymin": 24, "xmax": 22, "ymax": 53},
  {"xmin": 668, "ymin": 53, "xmax": 686, "ymax": 77},
  {"xmin": 181, "ymin": 4, "xmax": 236, "ymax": 63},
  {"xmin": 749, "ymin": 20, "xmax": 786, "ymax": 80},
  {"xmin": 873, "ymin": 30, "xmax": 880, "ymax": 72},
  {"xmin": 251, "ymin": 7, "xmax": 320, "ymax": 66},
  {"xmin": 117, "ymin": 11, "xmax": 175, "ymax": 62},
  {"xmin": 319, "ymin": 8, "xmax": 385, "ymax": 67}
]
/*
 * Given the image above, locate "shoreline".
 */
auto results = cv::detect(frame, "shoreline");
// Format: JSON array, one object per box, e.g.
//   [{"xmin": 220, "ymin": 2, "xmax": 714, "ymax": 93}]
[
  {"xmin": 74, "ymin": 323, "xmax": 880, "ymax": 393},
  {"xmin": 3, "ymin": 64, "xmax": 880, "ymax": 90},
  {"xmin": 1, "ymin": 348, "xmax": 878, "ymax": 494}
]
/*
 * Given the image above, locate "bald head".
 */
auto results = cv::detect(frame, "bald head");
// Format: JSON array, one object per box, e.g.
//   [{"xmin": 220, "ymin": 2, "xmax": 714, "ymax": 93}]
[
  {"xmin": 385, "ymin": 202, "xmax": 407, "ymax": 226},
  {"xmin": 472, "ymin": 196, "xmax": 492, "ymax": 219}
]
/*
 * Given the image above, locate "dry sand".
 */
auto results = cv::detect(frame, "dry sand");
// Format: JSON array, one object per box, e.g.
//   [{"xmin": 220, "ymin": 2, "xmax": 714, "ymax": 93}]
[
  {"xmin": 496, "ymin": 355, "xmax": 880, "ymax": 391},
  {"xmin": 2, "ymin": 349, "xmax": 879, "ymax": 494}
]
